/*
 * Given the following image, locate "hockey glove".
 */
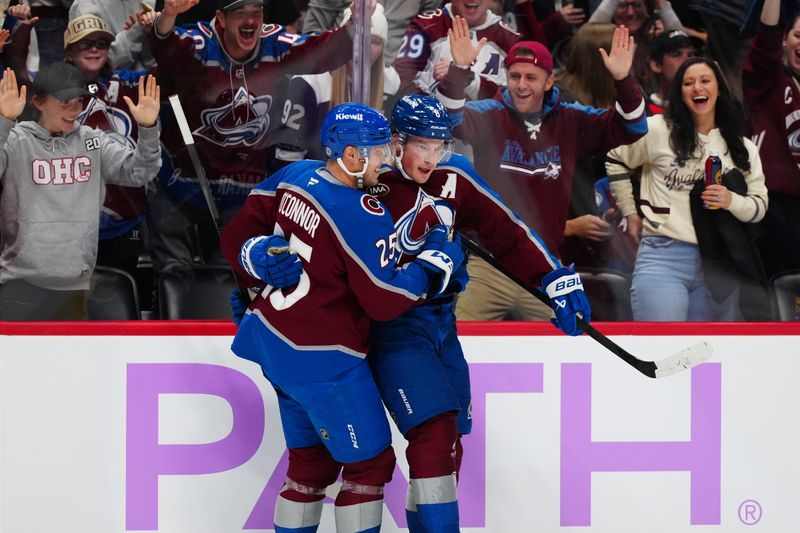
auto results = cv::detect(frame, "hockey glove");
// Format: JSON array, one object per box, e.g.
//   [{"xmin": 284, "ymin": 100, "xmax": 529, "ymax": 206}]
[
  {"xmin": 230, "ymin": 288, "xmax": 247, "ymax": 326},
  {"xmin": 415, "ymin": 225, "xmax": 466, "ymax": 295},
  {"xmin": 540, "ymin": 266, "xmax": 591, "ymax": 336},
  {"xmin": 239, "ymin": 235, "xmax": 303, "ymax": 288}
]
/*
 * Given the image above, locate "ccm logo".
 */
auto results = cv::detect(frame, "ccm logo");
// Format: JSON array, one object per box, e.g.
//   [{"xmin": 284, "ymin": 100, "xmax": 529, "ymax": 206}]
[{"xmin": 32, "ymin": 157, "xmax": 92, "ymax": 185}]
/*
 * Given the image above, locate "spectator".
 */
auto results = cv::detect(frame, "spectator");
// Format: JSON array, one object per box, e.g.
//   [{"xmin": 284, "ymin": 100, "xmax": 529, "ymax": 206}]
[
  {"xmin": 556, "ymin": 22, "xmax": 629, "ymax": 270},
  {"xmin": 742, "ymin": 0, "xmax": 800, "ymax": 279},
  {"xmin": 647, "ymin": 29, "xmax": 696, "ymax": 114},
  {"xmin": 145, "ymin": 0, "xmax": 361, "ymax": 278},
  {"xmin": 270, "ymin": 3, "xmax": 393, "ymax": 164},
  {"xmin": 394, "ymin": 0, "xmax": 550, "ymax": 101},
  {"xmin": 65, "ymin": 12, "xmax": 158, "ymax": 276},
  {"xmin": 437, "ymin": 19, "xmax": 646, "ymax": 320},
  {"xmin": 69, "ymin": 0, "xmax": 156, "ymax": 70},
  {"xmin": 221, "ymin": 103, "xmax": 463, "ymax": 533},
  {"xmin": 607, "ymin": 57, "xmax": 768, "ymax": 321},
  {"xmin": 28, "ymin": 0, "xmax": 71, "ymax": 69},
  {"xmin": 588, "ymin": 0, "xmax": 685, "ymax": 91},
  {"xmin": 0, "ymin": 65, "xmax": 161, "ymax": 320}
]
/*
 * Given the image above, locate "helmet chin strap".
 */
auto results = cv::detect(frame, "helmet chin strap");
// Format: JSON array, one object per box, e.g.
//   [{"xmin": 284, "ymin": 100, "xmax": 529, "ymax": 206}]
[
  {"xmin": 393, "ymin": 141, "xmax": 415, "ymax": 181},
  {"xmin": 336, "ymin": 155, "xmax": 369, "ymax": 189}
]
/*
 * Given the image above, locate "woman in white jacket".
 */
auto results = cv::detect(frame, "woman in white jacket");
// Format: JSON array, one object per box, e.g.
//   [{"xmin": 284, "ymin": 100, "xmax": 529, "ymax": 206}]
[{"xmin": 607, "ymin": 57, "xmax": 768, "ymax": 321}]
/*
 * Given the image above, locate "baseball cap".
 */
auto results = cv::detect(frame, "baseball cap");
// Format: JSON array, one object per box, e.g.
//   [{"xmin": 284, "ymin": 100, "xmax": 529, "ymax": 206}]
[
  {"xmin": 649, "ymin": 30, "xmax": 696, "ymax": 61},
  {"xmin": 32, "ymin": 63, "xmax": 90, "ymax": 101},
  {"xmin": 217, "ymin": 0, "xmax": 264, "ymax": 11},
  {"xmin": 505, "ymin": 41, "xmax": 553, "ymax": 75},
  {"xmin": 64, "ymin": 14, "xmax": 115, "ymax": 48}
]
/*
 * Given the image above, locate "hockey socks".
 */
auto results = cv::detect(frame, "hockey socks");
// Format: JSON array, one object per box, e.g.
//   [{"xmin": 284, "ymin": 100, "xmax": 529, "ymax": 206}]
[
  {"xmin": 274, "ymin": 445, "xmax": 341, "ymax": 533},
  {"xmin": 405, "ymin": 414, "xmax": 461, "ymax": 533},
  {"xmin": 335, "ymin": 446, "xmax": 396, "ymax": 533}
]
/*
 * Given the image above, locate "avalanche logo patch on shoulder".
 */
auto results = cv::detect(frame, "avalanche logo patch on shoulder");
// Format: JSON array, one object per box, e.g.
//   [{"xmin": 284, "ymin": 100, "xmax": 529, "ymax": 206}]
[
  {"xmin": 366, "ymin": 183, "xmax": 390, "ymax": 197},
  {"xmin": 360, "ymin": 194, "xmax": 385, "ymax": 216}
]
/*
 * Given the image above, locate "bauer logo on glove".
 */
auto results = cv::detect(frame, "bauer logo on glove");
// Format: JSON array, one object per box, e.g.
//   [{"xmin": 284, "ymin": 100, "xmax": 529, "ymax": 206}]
[{"xmin": 540, "ymin": 265, "xmax": 591, "ymax": 336}]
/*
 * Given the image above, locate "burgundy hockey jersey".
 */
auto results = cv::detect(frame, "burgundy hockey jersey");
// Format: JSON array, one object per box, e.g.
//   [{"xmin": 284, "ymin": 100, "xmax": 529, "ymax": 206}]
[
  {"xmin": 742, "ymin": 24, "xmax": 800, "ymax": 196},
  {"xmin": 80, "ymin": 70, "xmax": 151, "ymax": 239},
  {"xmin": 221, "ymin": 160, "xmax": 432, "ymax": 384},
  {"xmin": 372, "ymin": 154, "xmax": 559, "ymax": 288},
  {"xmin": 148, "ymin": 19, "xmax": 352, "ymax": 210},
  {"xmin": 437, "ymin": 66, "xmax": 647, "ymax": 255}
]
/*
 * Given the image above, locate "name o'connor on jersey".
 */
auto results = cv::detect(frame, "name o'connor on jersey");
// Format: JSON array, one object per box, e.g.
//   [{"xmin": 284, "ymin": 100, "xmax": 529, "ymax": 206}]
[
  {"xmin": 278, "ymin": 191, "xmax": 321, "ymax": 238},
  {"xmin": 32, "ymin": 157, "xmax": 92, "ymax": 185}
]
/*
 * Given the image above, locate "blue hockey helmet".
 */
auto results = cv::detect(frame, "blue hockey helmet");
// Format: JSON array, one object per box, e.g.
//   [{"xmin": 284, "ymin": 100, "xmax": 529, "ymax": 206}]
[
  {"xmin": 320, "ymin": 103, "xmax": 392, "ymax": 160},
  {"xmin": 390, "ymin": 94, "xmax": 453, "ymax": 141}
]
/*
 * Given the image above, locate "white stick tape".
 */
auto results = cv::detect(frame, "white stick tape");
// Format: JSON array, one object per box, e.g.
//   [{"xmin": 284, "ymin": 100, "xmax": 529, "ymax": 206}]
[{"xmin": 168, "ymin": 94, "xmax": 195, "ymax": 146}]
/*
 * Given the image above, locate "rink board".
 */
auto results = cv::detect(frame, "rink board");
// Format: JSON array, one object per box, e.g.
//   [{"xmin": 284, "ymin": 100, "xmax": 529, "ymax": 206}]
[{"xmin": 1, "ymin": 321, "xmax": 797, "ymax": 533}]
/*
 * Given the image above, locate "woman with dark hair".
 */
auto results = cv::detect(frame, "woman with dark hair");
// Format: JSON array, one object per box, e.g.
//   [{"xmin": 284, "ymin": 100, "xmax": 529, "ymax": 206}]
[{"xmin": 606, "ymin": 57, "xmax": 768, "ymax": 321}]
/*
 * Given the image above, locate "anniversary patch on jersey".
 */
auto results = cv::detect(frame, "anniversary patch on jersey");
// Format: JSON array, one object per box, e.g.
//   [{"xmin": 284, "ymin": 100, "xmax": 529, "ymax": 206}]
[
  {"xmin": 366, "ymin": 183, "xmax": 390, "ymax": 197},
  {"xmin": 360, "ymin": 194, "xmax": 385, "ymax": 216}
]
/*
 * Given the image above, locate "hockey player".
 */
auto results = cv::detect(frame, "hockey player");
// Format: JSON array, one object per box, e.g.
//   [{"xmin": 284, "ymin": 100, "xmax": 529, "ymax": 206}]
[
  {"xmin": 147, "ymin": 0, "xmax": 368, "ymax": 275},
  {"xmin": 0, "ymin": 65, "xmax": 162, "ymax": 320},
  {"xmin": 365, "ymin": 93, "xmax": 592, "ymax": 532},
  {"xmin": 437, "ymin": 17, "xmax": 647, "ymax": 320},
  {"xmin": 220, "ymin": 103, "xmax": 465, "ymax": 533}
]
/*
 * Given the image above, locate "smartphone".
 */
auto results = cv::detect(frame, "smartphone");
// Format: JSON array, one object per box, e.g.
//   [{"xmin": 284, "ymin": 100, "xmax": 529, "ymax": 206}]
[{"xmin": 141, "ymin": 1, "xmax": 154, "ymax": 13}]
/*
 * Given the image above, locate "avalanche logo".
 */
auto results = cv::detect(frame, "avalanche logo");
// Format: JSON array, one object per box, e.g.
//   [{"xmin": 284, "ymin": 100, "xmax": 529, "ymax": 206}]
[
  {"xmin": 360, "ymin": 194, "xmax": 385, "ymax": 216},
  {"xmin": 195, "ymin": 86, "xmax": 272, "ymax": 147},
  {"xmin": 395, "ymin": 189, "xmax": 454, "ymax": 254},
  {"xmin": 78, "ymin": 99, "xmax": 136, "ymax": 149}
]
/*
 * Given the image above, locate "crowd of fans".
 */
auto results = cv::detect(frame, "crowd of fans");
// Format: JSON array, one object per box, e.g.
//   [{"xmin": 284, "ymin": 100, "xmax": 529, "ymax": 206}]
[{"xmin": 0, "ymin": 0, "xmax": 798, "ymax": 322}]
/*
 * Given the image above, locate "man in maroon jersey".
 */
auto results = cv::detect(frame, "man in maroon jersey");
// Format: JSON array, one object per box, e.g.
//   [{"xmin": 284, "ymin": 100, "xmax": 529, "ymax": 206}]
[
  {"xmin": 144, "ymin": 0, "xmax": 367, "ymax": 277},
  {"xmin": 437, "ymin": 18, "xmax": 647, "ymax": 320}
]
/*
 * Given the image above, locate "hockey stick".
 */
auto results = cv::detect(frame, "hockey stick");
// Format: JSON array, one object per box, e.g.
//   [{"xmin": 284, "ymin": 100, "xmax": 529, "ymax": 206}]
[
  {"xmin": 168, "ymin": 94, "xmax": 251, "ymax": 305},
  {"xmin": 459, "ymin": 234, "xmax": 713, "ymax": 378}
]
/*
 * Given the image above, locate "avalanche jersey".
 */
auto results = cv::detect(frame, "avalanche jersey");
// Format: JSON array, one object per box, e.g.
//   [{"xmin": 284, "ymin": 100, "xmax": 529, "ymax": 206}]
[
  {"xmin": 79, "ymin": 70, "xmax": 150, "ymax": 239},
  {"xmin": 221, "ymin": 160, "xmax": 432, "ymax": 384},
  {"xmin": 148, "ymin": 20, "xmax": 352, "ymax": 211},
  {"xmin": 372, "ymin": 154, "xmax": 559, "ymax": 289},
  {"xmin": 394, "ymin": 3, "xmax": 536, "ymax": 100},
  {"xmin": 438, "ymin": 66, "xmax": 647, "ymax": 254}
]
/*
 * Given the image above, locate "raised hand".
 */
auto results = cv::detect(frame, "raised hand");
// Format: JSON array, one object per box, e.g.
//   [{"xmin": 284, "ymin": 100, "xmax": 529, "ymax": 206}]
[
  {"xmin": 162, "ymin": 0, "xmax": 199, "ymax": 18},
  {"xmin": 8, "ymin": 4, "xmax": 39, "ymax": 26},
  {"xmin": 138, "ymin": 9, "xmax": 159, "ymax": 28},
  {"xmin": 560, "ymin": 4, "xmax": 586, "ymax": 26},
  {"xmin": 447, "ymin": 15, "xmax": 487, "ymax": 68},
  {"xmin": 0, "ymin": 68, "xmax": 26, "ymax": 121},
  {"xmin": 123, "ymin": 74, "xmax": 160, "ymax": 127},
  {"xmin": 600, "ymin": 25, "xmax": 635, "ymax": 81}
]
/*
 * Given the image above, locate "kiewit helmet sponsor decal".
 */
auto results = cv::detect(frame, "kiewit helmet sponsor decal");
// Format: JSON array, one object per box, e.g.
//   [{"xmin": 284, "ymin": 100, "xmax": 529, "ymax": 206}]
[{"xmin": 360, "ymin": 194, "xmax": 385, "ymax": 216}]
